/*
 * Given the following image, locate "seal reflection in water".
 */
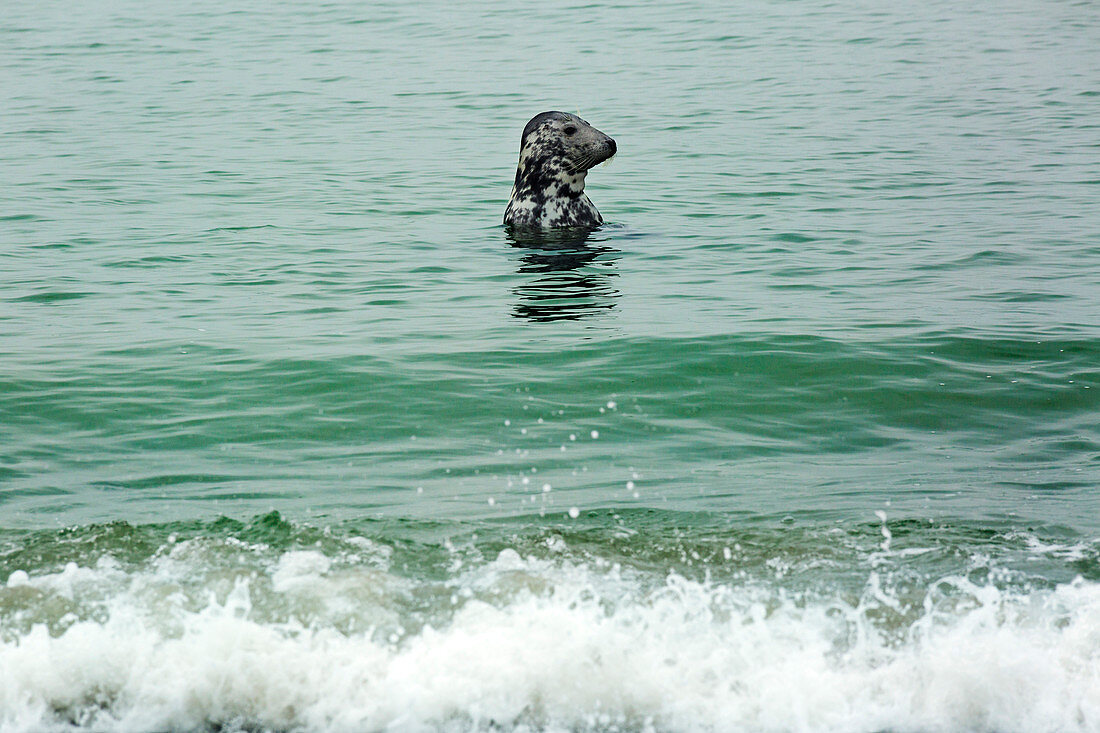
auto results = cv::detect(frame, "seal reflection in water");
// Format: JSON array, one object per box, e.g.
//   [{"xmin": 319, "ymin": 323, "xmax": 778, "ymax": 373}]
[
  {"xmin": 506, "ymin": 227, "xmax": 621, "ymax": 322},
  {"xmin": 504, "ymin": 111, "xmax": 616, "ymax": 228}
]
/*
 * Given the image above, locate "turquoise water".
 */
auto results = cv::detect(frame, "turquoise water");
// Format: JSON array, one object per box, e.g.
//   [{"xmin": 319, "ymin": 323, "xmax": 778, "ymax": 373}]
[{"xmin": 2, "ymin": 0, "xmax": 1099, "ymax": 731}]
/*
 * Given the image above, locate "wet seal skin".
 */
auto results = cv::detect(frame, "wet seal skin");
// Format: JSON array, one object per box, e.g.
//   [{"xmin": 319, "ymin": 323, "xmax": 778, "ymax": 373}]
[{"xmin": 504, "ymin": 111, "xmax": 617, "ymax": 229}]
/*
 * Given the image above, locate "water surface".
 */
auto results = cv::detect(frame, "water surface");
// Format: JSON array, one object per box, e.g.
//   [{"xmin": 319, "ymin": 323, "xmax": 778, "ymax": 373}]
[{"xmin": 2, "ymin": 0, "xmax": 1099, "ymax": 730}]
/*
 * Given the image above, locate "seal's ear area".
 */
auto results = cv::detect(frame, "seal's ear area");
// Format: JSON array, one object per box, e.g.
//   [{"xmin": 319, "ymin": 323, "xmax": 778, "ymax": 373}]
[{"xmin": 521, "ymin": 111, "xmax": 568, "ymax": 144}]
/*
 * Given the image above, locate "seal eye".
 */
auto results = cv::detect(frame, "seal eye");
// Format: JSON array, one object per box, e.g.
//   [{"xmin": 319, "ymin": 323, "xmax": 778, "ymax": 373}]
[{"xmin": 563, "ymin": 125, "xmax": 577, "ymax": 136}]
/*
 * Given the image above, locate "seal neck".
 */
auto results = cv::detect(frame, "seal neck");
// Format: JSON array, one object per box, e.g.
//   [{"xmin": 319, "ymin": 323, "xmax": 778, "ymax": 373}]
[{"xmin": 513, "ymin": 156, "xmax": 586, "ymax": 196}]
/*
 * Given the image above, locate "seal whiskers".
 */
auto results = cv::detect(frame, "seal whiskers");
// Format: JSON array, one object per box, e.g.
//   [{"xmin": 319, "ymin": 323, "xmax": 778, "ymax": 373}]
[
  {"xmin": 567, "ymin": 153, "xmax": 598, "ymax": 175},
  {"xmin": 504, "ymin": 111, "xmax": 616, "ymax": 229}
]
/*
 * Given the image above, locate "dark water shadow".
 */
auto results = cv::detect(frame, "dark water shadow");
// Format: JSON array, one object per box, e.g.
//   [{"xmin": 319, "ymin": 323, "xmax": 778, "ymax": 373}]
[{"xmin": 505, "ymin": 226, "xmax": 621, "ymax": 323}]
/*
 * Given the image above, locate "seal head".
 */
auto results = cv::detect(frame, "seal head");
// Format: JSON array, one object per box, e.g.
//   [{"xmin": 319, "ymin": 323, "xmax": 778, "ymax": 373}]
[{"xmin": 504, "ymin": 111, "xmax": 616, "ymax": 229}]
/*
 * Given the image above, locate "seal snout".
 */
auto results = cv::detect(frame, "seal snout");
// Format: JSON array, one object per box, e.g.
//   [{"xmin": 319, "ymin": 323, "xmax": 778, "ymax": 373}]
[
  {"xmin": 587, "ymin": 135, "xmax": 615, "ymax": 170},
  {"xmin": 585, "ymin": 134, "xmax": 616, "ymax": 170},
  {"xmin": 597, "ymin": 136, "xmax": 617, "ymax": 166}
]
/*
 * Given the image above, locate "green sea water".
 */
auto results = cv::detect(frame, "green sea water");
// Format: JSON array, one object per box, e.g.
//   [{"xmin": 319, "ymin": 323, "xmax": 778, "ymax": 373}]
[{"xmin": 2, "ymin": 0, "xmax": 1099, "ymax": 731}]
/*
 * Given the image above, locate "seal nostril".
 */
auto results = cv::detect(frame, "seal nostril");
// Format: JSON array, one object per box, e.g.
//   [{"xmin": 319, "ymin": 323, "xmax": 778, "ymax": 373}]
[{"xmin": 607, "ymin": 139, "xmax": 617, "ymax": 154}]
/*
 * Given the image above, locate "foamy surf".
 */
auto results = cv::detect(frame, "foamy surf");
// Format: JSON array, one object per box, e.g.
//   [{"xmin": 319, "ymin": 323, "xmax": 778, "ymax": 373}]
[{"xmin": 1, "ymin": 518, "xmax": 1098, "ymax": 733}]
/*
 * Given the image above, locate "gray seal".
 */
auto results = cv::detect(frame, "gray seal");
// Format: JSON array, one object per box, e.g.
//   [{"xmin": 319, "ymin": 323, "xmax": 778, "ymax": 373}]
[{"xmin": 504, "ymin": 111, "xmax": 617, "ymax": 228}]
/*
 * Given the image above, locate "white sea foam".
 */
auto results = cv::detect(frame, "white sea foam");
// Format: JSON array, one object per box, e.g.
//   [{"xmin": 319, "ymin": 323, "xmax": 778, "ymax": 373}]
[{"xmin": 1, "ymin": 546, "xmax": 1098, "ymax": 733}]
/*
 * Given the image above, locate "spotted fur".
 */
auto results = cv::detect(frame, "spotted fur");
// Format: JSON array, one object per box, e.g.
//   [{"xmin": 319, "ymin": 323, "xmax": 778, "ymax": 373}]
[{"xmin": 504, "ymin": 111, "xmax": 617, "ymax": 228}]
